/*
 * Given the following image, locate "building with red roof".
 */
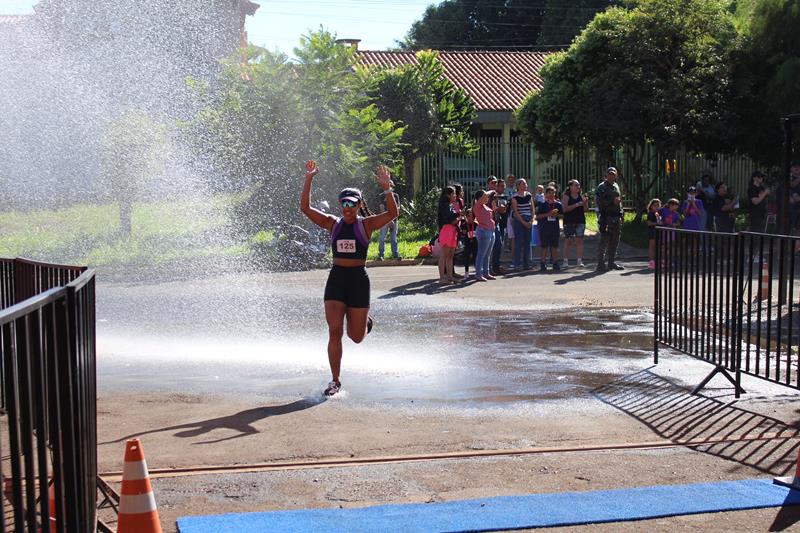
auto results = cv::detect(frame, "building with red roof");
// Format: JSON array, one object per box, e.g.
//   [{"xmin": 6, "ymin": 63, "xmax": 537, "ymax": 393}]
[{"xmin": 356, "ymin": 46, "xmax": 553, "ymax": 191}]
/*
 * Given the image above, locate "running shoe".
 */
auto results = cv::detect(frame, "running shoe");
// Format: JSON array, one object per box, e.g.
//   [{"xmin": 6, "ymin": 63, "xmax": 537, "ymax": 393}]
[
  {"xmin": 324, "ymin": 380, "xmax": 341, "ymax": 396},
  {"xmin": 367, "ymin": 316, "xmax": 373, "ymax": 335},
  {"xmin": 576, "ymin": 259, "xmax": 585, "ymax": 267}
]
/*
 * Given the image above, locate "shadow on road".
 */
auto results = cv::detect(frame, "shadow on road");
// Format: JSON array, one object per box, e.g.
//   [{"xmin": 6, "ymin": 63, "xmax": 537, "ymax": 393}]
[
  {"xmin": 100, "ymin": 397, "xmax": 326, "ymax": 445},
  {"xmin": 593, "ymin": 369, "xmax": 800, "ymax": 475},
  {"xmin": 593, "ymin": 369, "xmax": 800, "ymax": 530}
]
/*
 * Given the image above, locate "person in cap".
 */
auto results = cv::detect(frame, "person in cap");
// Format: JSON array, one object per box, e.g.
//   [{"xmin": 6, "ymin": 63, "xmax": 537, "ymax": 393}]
[
  {"xmin": 300, "ymin": 160, "xmax": 398, "ymax": 396},
  {"xmin": 680, "ymin": 185, "xmax": 705, "ymax": 231},
  {"xmin": 747, "ymin": 170, "xmax": 769, "ymax": 232},
  {"xmin": 594, "ymin": 167, "xmax": 624, "ymax": 271}
]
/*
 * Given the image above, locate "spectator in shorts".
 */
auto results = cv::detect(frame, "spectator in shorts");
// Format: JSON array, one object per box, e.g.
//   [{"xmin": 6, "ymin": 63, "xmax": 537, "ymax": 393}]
[
  {"xmin": 438, "ymin": 210, "xmax": 459, "ymax": 285},
  {"xmin": 562, "ymin": 179, "xmax": 588, "ymax": 267},
  {"xmin": 536, "ymin": 185, "xmax": 563, "ymax": 271}
]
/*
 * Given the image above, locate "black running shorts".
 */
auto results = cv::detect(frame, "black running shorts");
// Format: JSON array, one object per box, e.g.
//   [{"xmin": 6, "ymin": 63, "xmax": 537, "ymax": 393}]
[
  {"xmin": 539, "ymin": 226, "xmax": 559, "ymax": 248},
  {"xmin": 324, "ymin": 265, "xmax": 370, "ymax": 308}
]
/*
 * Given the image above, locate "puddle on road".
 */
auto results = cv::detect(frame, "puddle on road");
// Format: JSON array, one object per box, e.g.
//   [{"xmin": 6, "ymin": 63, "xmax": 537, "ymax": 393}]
[{"xmin": 99, "ymin": 307, "xmax": 655, "ymax": 407}]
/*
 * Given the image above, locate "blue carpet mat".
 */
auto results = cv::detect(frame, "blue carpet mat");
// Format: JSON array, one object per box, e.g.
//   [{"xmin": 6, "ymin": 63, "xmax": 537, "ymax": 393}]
[{"xmin": 176, "ymin": 478, "xmax": 800, "ymax": 532}]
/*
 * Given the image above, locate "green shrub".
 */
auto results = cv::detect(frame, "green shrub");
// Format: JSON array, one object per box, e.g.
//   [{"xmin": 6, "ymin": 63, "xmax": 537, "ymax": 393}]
[{"xmin": 403, "ymin": 186, "xmax": 440, "ymax": 234}]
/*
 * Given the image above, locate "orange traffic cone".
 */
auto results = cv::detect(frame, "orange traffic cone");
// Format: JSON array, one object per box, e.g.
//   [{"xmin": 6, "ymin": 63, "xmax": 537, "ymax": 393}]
[
  {"xmin": 46, "ymin": 482, "xmax": 56, "ymax": 533},
  {"xmin": 117, "ymin": 439, "xmax": 162, "ymax": 533},
  {"xmin": 775, "ymin": 448, "xmax": 800, "ymax": 490}
]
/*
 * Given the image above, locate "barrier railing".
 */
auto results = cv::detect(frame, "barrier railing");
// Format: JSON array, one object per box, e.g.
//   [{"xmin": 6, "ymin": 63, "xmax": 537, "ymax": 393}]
[
  {"xmin": 654, "ymin": 228, "xmax": 800, "ymax": 397},
  {"xmin": 0, "ymin": 257, "xmax": 96, "ymax": 533}
]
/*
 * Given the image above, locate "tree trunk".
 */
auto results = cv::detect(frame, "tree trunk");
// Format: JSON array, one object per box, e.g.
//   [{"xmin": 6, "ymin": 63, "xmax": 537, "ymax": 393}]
[{"xmin": 120, "ymin": 201, "xmax": 133, "ymax": 235}]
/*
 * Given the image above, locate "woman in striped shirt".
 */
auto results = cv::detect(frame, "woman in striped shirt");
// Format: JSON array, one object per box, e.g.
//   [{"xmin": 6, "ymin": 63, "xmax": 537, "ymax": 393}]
[{"xmin": 511, "ymin": 178, "xmax": 534, "ymax": 270}]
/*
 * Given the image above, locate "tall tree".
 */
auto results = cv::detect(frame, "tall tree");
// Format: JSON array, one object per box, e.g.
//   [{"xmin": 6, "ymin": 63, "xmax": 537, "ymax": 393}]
[
  {"xmin": 403, "ymin": 0, "xmax": 547, "ymax": 50},
  {"xmin": 536, "ymin": 0, "xmax": 618, "ymax": 47},
  {"xmin": 516, "ymin": 0, "xmax": 738, "ymax": 217},
  {"xmin": 402, "ymin": 0, "xmax": 615, "ymax": 50},
  {"xmin": 362, "ymin": 51, "xmax": 477, "ymax": 196},
  {"xmin": 101, "ymin": 110, "xmax": 168, "ymax": 235},
  {"xmin": 729, "ymin": 0, "xmax": 800, "ymax": 166},
  {"xmin": 187, "ymin": 30, "xmax": 403, "ymax": 229}
]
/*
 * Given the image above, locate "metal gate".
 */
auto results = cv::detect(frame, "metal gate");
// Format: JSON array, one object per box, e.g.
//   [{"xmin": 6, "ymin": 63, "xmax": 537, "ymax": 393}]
[
  {"xmin": 0, "ymin": 258, "xmax": 97, "ymax": 533},
  {"xmin": 654, "ymin": 228, "xmax": 800, "ymax": 397}
]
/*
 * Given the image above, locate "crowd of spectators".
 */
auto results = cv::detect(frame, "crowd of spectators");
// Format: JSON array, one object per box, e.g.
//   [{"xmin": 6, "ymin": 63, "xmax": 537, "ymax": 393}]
[{"xmin": 431, "ymin": 162, "xmax": 800, "ymax": 283}]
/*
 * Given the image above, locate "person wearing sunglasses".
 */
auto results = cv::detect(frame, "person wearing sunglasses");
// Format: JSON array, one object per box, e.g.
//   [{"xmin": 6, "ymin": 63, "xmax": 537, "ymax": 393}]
[{"xmin": 300, "ymin": 160, "xmax": 398, "ymax": 396}]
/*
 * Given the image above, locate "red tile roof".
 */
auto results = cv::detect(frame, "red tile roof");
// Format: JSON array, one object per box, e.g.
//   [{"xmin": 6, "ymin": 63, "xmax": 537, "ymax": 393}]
[
  {"xmin": 357, "ymin": 50, "xmax": 551, "ymax": 112},
  {"xmin": 0, "ymin": 15, "xmax": 31, "ymax": 24}
]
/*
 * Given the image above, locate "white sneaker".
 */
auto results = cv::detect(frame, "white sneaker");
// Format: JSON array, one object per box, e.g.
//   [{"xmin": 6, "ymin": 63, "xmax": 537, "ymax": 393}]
[{"xmin": 576, "ymin": 259, "xmax": 585, "ymax": 267}]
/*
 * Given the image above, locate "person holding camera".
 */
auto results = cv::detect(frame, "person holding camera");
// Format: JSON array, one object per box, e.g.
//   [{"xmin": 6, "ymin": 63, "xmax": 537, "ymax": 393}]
[
  {"xmin": 595, "ymin": 167, "xmax": 624, "ymax": 271},
  {"xmin": 747, "ymin": 170, "xmax": 769, "ymax": 233}
]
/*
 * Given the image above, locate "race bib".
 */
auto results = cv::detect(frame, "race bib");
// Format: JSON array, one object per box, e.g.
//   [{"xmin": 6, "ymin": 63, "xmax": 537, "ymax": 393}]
[{"xmin": 336, "ymin": 239, "xmax": 356, "ymax": 253}]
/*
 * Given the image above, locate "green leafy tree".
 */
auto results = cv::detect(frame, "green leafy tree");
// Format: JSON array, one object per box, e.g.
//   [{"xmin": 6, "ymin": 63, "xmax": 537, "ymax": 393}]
[
  {"xmin": 729, "ymin": 0, "xmax": 800, "ymax": 166},
  {"xmin": 403, "ymin": 0, "xmax": 546, "ymax": 50},
  {"xmin": 402, "ymin": 0, "xmax": 615, "ymax": 50},
  {"xmin": 363, "ymin": 51, "xmax": 477, "ymax": 195},
  {"xmin": 187, "ymin": 30, "xmax": 403, "ymax": 230},
  {"xmin": 516, "ymin": 0, "xmax": 738, "ymax": 218},
  {"xmin": 537, "ymin": 0, "xmax": 618, "ymax": 47},
  {"xmin": 101, "ymin": 110, "xmax": 168, "ymax": 234}
]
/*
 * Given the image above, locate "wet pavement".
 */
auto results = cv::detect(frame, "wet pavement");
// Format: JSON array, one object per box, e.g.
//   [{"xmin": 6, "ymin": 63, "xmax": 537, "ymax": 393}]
[{"xmin": 97, "ymin": 269, "xmax": 653, "ymax": 406}]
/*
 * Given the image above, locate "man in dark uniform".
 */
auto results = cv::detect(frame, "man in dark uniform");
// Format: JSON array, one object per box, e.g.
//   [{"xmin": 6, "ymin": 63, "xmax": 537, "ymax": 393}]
[{"xmin": 595, "ymin": 167, "xmax": 624, "ymax": 271}]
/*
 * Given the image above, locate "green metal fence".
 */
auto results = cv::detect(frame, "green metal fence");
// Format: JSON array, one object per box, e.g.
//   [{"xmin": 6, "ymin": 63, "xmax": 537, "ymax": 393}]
[{"xmin": 420, "ymin": 139, "xmax": 759, "ymax": 206}]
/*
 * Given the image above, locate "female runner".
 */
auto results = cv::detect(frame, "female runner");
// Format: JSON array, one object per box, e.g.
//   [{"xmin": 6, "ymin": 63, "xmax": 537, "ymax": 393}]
[{"xmin": 300, "ymin": 160, "xmax": 398, "ymax": 396}]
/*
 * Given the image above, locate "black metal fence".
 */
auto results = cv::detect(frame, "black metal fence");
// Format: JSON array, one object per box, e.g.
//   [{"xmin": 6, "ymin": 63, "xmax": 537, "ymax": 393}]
[
  {"xmin": 655, "ymin": 228, "xmax": 800, "ymax": 397},
  {"xmin": 0, "ymin": 257, "xmax": 96, "ymax": 533}
]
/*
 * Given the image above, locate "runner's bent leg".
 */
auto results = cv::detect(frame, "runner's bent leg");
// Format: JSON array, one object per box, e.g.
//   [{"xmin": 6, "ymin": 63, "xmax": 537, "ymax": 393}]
[{"xmin": 346, "ymin": 306, "xmax": 370, "ymax": 344}]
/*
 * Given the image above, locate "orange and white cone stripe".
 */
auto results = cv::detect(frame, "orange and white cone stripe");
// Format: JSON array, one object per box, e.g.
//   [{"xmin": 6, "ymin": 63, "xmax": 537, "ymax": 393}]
[{"xmin": 118, "ymin": 438, "xmax": 162, "ymax": 533}]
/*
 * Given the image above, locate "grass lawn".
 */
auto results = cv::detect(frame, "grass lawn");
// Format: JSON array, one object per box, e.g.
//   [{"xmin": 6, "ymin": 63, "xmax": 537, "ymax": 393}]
[
  {"xmin": 585, "ymin": 211, "xmax": 649, "ymax": 249},
  {"xmin": 0, "ymin": 196, "xmax": 247, "ymax": 267},
  {"xmin": 366, "ymin": 224, "xmax": 429, "ymax": 261}
]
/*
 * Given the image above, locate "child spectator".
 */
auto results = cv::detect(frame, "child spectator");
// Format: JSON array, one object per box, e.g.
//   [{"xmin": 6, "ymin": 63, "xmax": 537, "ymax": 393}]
[
  {"xmin": 661, "ymin": 198, "xmax": 681, "ymax": 228},
  {"xmin": 535, "ymin": 184, "xmax": 545, "ymax": 203},
  {"xmin": 680, "ymin": 186, "xmax": 705, "ymax": 231},
  {"xmin": 647, "ymin": 198, "xmax": 662, "ymax": 269},
  {"xmin": 562, "ymin": 179, "xmax": 588, "ymax": 267},
  {"xmin": 460, "ymin": 209, "xmax": 478, "ymax": 277},
  {"xmin": 438, "ymin": 210, "xmax": 459, "ymax": 285},
  {"xmin": 536, "ymin": 186, "xmax": 564, "ymax": 271}
]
